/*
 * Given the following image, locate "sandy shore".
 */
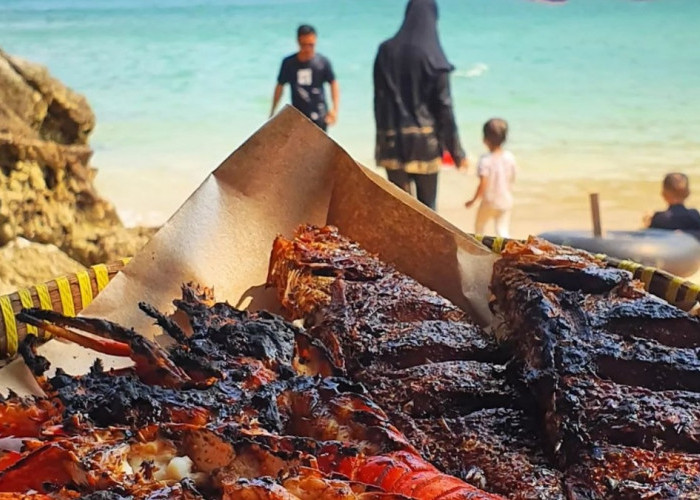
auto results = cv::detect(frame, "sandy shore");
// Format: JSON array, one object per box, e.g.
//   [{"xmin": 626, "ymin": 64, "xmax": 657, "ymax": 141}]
[
  {"xmin": 97, "ymin": 164, "xmax": 672, "ymax": 237},
  {"xmin": 435, "ymin": 166, "xmax": 665, "ymax": 239},
  {"xmin": 435, "ymin": 166, "xmax": 700, "ymax": 284},
  {"xmin": 96, "ymin": 159, "xmax": 699, "ymax": 282}
]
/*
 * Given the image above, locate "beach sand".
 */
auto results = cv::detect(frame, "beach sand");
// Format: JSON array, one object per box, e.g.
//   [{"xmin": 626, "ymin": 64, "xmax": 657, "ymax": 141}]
[
  {"xmin": 96, "ymin": 159, "xmax": 700, "ymax": 282},
  {"xmin": 436, "ymin": 166, "xmax": 663, "ymax": 239},
  {"xmin": 436, "ymin": 167, "xmax": 700, "ymax": 284},
  {"xmin": 97, "ymin": 164, "xmax": 669, "ymax": 236},
  {"xmin": 96, "ymin": 162, "xmax": 681, "ymax": 242}
]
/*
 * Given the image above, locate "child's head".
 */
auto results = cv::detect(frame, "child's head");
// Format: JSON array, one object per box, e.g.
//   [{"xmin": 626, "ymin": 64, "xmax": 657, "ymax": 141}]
[
  {"xmin": 483, "ymin": 118, "xmax": 508, "ymax": 151},
  {"xmin": 662, "ymin": 172, "xmax": 691, "ymax": 204}
]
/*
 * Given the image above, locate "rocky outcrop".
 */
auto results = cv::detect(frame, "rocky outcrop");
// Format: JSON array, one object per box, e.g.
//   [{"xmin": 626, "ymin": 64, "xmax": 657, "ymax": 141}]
[
  {"xmin": 0, "ymin": 51, "xmax": 95, "ymax": 144},
  {"xmin": 0, "ymin": 238, "xmax": 86, "ymax": 295},
  {"xmin": 0, "ymin": 48, "xmax": 154, "ymax": 280}
]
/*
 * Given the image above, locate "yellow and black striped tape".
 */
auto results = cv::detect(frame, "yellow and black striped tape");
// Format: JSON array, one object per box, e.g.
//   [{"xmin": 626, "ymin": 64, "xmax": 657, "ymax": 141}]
[
  {"xmin": 473, "ymin": 234, "xmax": 700, "ymax": 309},
  {"xmin": 0, "ymin": 296, "xmax": 18, "ymax": 356},
  {"xmin": 1, "ymin": 258, "xmax": 131, "ymax": 357},
  {"xmin": 606, "ymin": 255, "xmax": 700, "ymax": 307}
]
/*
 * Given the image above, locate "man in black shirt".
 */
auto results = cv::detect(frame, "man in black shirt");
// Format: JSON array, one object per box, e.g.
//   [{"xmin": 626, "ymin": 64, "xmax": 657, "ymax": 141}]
[{"xmin": 270, "ymin": 25, "xmax": 340, "ymax": 132}]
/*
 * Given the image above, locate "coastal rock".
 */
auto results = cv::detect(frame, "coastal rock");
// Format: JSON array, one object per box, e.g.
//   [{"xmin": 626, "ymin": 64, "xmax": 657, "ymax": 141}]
[
  {"xmin": 68, "ymin": 225, "xmax": 155, "ymax": 267},
  {"xmin": 0, "ymin": 48, "xmax": 154, "ymax": 279},
  {"xmin": 0, "ymin": 238, "xmax": 85, "ymax": 295},
  {"xmin": 0, "ymin": 49, "xmax": 94, "ymax": 144}
]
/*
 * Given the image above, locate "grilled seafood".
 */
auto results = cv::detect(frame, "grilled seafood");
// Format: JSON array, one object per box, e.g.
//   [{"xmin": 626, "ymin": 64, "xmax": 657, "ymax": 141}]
[
  {"xmin": 565, "ymin": 445, "xmax": 700, "ymax": 498},
  {"xmin": 318, "ymin": 447, "xmax": 503, "ymax": 500},
  {"xmin": 0, "ymin": 429, "xmax": 133, "ymax": 493},
  {"xmin": 1, "ymin": 282, "xmax": 501, "ymax": 499},
  {"xmin": 268, "ymin": 225, "xmax": 700, "ymax": 498},
  {"xmin": 0, "ymin": 396, "xmax": 61, "ymax": 438},
  {"xmin": 490, "ymin": 237, "xmax": 700, "ymax": 497},
  {"xmin": 19, "ymin": 309, "xmax": 190, "ymax": 389},
  {"xmin": 224, "ymin": 474, "xmax": 409, "ymax": 500},
  {"xmin": 8, "ymin": 224, "xmax": 696, "ymax": 498},
  {"xmin": 268, "ymin": 226, "xmax": 563, "ymax": 499},
  {"xmin": 396, "ymin": 409, "xmax": 565, "ymax": 499}
]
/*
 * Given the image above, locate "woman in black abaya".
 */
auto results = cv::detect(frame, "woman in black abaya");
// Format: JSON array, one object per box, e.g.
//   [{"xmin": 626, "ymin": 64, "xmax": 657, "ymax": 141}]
[{"xmin": 374, "ymin": 0, "xmax": 466, "ymax": 210}]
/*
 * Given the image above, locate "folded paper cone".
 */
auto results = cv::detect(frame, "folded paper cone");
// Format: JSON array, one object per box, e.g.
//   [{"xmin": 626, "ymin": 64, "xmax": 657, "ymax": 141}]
[{"xmin": 0, "ymin": 106, "xmax": 495, "ymax": 396}]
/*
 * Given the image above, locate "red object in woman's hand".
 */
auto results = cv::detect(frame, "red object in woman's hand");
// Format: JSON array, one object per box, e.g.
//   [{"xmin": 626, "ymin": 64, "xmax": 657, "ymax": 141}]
[{"xmin": 442, "ymin": 151, "xmax": 455, "ymax": 166}]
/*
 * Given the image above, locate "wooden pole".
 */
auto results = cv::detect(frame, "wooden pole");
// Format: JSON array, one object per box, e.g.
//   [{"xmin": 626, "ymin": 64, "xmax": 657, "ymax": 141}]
[{"xmin": 590, "ymin": 193, "xmax": 603, "ymax": 237}]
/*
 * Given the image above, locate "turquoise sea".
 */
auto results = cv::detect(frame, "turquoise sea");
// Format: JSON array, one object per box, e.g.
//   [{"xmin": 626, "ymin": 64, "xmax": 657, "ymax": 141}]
[{"xmin": 2, "ymin": 0, "xmax": 700, "ymax": 226}]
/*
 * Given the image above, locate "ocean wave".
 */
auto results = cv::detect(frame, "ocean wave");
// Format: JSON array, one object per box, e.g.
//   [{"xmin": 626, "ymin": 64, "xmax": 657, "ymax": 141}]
[
  {"xmin": 454, "ymin": 63, "xmax": 489, "ymax": 79},
  {"xmin": 117, "ymin": 208, "xmax": 169, "ymax": 228}
]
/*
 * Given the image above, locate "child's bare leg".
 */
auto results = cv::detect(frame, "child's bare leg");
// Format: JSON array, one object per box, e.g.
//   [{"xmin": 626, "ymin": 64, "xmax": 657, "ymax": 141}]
[
  {"xmin": 475, "ymin": 203, "xmax": 492, "ymax": 234},
  {"xmin": 494, "ymin": 209, "xmax": 511, "ymax": 238}
]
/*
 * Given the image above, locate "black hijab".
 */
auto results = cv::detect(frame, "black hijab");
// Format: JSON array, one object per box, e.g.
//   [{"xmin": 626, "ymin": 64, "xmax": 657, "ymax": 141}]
[
  {"xmin": 374, "ymin": 0, "xmax": 464, "ymax": 168},
  {"xmin": 381, "ymin": 0, "xmax": 454, "ymax": 76}
]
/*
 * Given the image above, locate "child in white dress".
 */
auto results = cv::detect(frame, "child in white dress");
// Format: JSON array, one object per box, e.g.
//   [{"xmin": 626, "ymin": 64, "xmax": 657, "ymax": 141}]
[{"xmin": 465, "ymin": 118, "xmax": 517, "ymax": 238}]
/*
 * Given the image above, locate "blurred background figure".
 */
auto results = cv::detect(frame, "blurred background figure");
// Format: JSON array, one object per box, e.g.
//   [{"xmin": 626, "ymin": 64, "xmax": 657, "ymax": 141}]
[
  {"xmin": 465, "ymin": 118, "xmax": 517, "ymax": 238},
  {"xmin": 646, "ymin": 173, "xmax": 700, "ymax": 239},
  {"xmin": 270, "ymin": 24, "xmax": 340, "ymax": 132},
  {"xmin": 373, "ymin": 0, "xmax": 467, "ymax": 210}
]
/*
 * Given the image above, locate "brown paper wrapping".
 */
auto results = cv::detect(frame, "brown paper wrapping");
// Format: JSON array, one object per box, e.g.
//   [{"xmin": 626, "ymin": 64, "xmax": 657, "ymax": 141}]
[{"xmin": 0, "ymin": 106, "xmax": 496, "ymax": 396}]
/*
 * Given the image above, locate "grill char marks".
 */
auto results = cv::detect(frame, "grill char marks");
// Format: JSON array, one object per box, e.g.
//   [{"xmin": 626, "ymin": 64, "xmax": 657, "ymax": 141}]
[
  {"xmin": 400, "ymin": 408, "xmax": 565, "ymax": 500},
  {"xmin": 336, "ymin": 319, "xmax": 505, "ymax": 372},
  {"xmin": 490, "ymin": 237, "xmax": 700, "ymax": 497},
  {"xmin": 558, "ymin": 376, "xmax": 700, "ymax": 453},
  {"xmin": 15, "ymin": 284, "xmax": 414, "ymax": 446},
  {"xmin": 357, "ymin": 362, "xmax": 519, "ymax": 418},
  {"xmin": 590, "ymin": 332, "xmax": 700, "ymax": 392},
  {"xmin": 268, "ymin": 226, "xmax": 565, "ymax": 499},
  {"xmin": 268, "ymin": 227, "xmax": 700, "ymax": 497},
  {"xmin": 582, "ymin": 293, "xmax": 700, "ymax": 349},
  {"xmin": 564, "ymin": 445, "xmax": 700, "ymax": 499}
]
